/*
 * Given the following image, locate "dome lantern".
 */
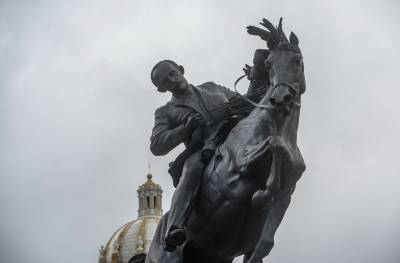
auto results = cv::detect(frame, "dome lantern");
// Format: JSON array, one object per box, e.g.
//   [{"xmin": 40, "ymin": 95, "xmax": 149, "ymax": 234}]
[{"xmin": 137, "ymin": 173, "xmax": 163, "ymax": 217}]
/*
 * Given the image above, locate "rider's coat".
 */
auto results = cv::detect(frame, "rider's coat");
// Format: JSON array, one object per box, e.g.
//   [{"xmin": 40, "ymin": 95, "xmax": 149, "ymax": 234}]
[{"xmin": 150, "ymin": 82, "xmax": 236, "ymax": 156}]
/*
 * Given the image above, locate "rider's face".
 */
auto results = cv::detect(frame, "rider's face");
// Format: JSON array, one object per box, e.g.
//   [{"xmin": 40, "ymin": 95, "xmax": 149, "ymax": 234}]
[
  {"xmin": 154, "ymin": 62, "xmax": 188, "ymax": 95},
  {"xmin": 160, "ymin": 69, "xmax": 188, "ymax": 95}
]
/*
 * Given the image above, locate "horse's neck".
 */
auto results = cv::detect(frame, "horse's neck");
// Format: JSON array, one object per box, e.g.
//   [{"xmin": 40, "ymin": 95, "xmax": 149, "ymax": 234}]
[
  {"xmin": 258, "ymin": 95, "xmax": 301, "ymax": 147},
  {"xmin": 282, "ymin": 105, "xmax": 300, "ymax": 146}
]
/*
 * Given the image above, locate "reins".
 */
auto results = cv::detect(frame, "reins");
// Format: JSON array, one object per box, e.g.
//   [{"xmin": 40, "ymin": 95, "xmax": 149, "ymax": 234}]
[
  {"xmin": 233, "ymin": 74, "xmax": 299, "ymax": 109},
  {"xmin": 233, "ymin": 74, "xmax": 270, "ymax": 109}
]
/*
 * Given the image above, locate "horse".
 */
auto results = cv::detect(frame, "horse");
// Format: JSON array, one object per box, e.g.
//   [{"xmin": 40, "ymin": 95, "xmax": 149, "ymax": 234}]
[{"xmin": 145, "ymin": 17, "xmax": 306, "ymax": 263}]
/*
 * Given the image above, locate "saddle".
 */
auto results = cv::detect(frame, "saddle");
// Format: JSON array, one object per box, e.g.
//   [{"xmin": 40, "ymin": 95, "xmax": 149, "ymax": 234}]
[{"xmin": 167, "ymin": 118, "xmax": 240, "ymax": 187}]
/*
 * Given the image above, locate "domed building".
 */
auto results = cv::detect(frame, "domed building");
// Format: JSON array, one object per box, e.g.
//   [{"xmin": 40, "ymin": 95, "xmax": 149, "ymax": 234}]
[{"xmin": 99, "ymin": 174, "xmax": 163, "ymax": 263}]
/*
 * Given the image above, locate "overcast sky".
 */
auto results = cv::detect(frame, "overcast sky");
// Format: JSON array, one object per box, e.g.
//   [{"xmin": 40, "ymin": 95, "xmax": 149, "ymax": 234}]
[{"xmin": 1, "ymin": 0, "xmax": 400, "ymax": 262}]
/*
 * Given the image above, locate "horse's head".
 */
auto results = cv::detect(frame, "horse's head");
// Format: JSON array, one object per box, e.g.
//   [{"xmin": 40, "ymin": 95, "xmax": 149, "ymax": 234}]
[{"xmin": 247, "ymin": 18, "xmax": 306, "ymax": 116}]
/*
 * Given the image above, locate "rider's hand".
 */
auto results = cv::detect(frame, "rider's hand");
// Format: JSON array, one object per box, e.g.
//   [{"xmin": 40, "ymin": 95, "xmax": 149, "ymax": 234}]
[
  {"xmin": 243, "ymin": 64, "xmax": 252, "ymax": 80},
  {"xmin": 246, "ymin": 25, "xmax": 270, "ymax": 41},
  {"xmin": 184, "ymin": 114, "xmax": 204, "ymax": 134}
]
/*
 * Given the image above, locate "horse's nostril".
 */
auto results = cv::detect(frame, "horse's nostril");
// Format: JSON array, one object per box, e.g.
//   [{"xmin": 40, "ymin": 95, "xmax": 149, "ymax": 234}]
[
  {"xmin": 270, "ymin": 98, "xmax": 276, "ymax": 105},
  {"xmin": 283, "ymin": 95, "xmax": 293, "ymax": 102}
]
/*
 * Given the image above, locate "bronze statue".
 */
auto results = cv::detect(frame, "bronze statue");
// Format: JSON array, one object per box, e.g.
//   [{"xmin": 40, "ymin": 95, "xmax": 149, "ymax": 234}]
[{"xmin": 147, "ymin": 17, "xmax": 306, "ymax": 263}]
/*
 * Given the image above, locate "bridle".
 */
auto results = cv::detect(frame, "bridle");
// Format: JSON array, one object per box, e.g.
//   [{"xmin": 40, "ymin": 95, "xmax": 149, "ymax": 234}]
[{"xmin": 233, "ymin": 74, "xmax": 300, "ymax": 109}]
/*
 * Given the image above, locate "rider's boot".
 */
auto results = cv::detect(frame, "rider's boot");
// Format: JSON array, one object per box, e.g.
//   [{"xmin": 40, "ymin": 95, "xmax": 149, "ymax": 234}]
[{"xmin": 164, "ymin": 226, "xmax": 187, "ymax": 252}]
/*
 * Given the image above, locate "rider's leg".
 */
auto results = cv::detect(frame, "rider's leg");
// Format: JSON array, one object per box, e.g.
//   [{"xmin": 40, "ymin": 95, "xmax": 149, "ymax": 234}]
[{"xmin": 165, "ymin": 151, "xmax": 204, "ymax": 249}]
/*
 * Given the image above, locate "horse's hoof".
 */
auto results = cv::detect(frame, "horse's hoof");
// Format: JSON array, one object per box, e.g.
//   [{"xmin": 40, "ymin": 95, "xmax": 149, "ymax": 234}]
[{"xmin": 251, "ymin": 189, "xmax": 273, "ymax": 209}]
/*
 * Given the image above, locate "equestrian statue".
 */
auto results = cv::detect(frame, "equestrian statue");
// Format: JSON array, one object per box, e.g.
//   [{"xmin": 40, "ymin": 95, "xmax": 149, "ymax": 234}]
[{"xmin": 147, "ymin": 17, "xmax": 307, "ymax": 263}]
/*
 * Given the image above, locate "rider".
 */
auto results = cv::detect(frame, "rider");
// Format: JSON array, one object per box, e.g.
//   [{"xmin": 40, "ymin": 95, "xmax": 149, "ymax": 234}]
[
  {"xmin": 150, "ymin": 60, "xmax": 237, "ymax": 251},
  {"xmin": 149, "ymin": 53, "xmax": 269, "ymax": 251}
]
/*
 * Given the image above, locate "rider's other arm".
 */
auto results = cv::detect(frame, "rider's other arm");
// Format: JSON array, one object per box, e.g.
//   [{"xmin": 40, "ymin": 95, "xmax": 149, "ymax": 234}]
[
  {"xmin": 217, "ymin": 84, "xmax": 239, "ymax": 100},
  {"xmin": 150, "ymin": 107, "xmax": 190, "ymax": 156},
  {"xmin": 246, "ymin": 49, "xmax": 269, "ymax": 95},
  {"xmin": 200, "ymin": 81, "xmax": 238, "ymax": 101}
]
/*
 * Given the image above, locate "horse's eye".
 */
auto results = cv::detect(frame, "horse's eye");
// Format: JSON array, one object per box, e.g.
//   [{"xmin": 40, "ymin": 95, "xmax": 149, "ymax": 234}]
[{"xmin": 293, "ymin": 57, "xmax": 302, "ymax": 66}]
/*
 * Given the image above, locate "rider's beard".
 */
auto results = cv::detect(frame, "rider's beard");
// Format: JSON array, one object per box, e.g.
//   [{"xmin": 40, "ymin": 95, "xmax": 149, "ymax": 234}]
[{"xmin": 174, "ymin": 80, "xmax": 188, "ymax": 94}]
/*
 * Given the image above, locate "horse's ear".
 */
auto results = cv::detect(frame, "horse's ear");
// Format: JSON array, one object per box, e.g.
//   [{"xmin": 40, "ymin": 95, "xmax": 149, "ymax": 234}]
[
  {"xmin": 289, "ymin": 31, "xmax": 299, "ymax": 45},
  {"xmin": 178, "ymin": 65, "xmax": 184, "ymax": 75}
]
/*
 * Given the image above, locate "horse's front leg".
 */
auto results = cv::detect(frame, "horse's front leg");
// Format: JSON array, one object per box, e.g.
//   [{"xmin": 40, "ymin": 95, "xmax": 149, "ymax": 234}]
[
  {"xmin": 251, "ymin": 136, "xmax": 284, "ymax": 208},
  {"xmin": 247, "ymin": 136, "xmax": 293, "ymax": 263},
  {"xmin": 247, "ymin": 186, "xmax": 295, "ymax": 263}
]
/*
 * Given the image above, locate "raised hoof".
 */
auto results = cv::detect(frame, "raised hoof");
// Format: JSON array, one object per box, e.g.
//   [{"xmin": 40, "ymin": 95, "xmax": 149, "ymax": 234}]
[{"xmin": 251, "ymin": 189, "xmax": 274, "ymax": 209}]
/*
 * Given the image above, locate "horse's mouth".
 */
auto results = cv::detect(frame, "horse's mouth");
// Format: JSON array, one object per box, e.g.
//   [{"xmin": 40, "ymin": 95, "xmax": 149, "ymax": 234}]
[{"xmin": 275, "ymin": 102, "xmax": 292, "ymax": 116}]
